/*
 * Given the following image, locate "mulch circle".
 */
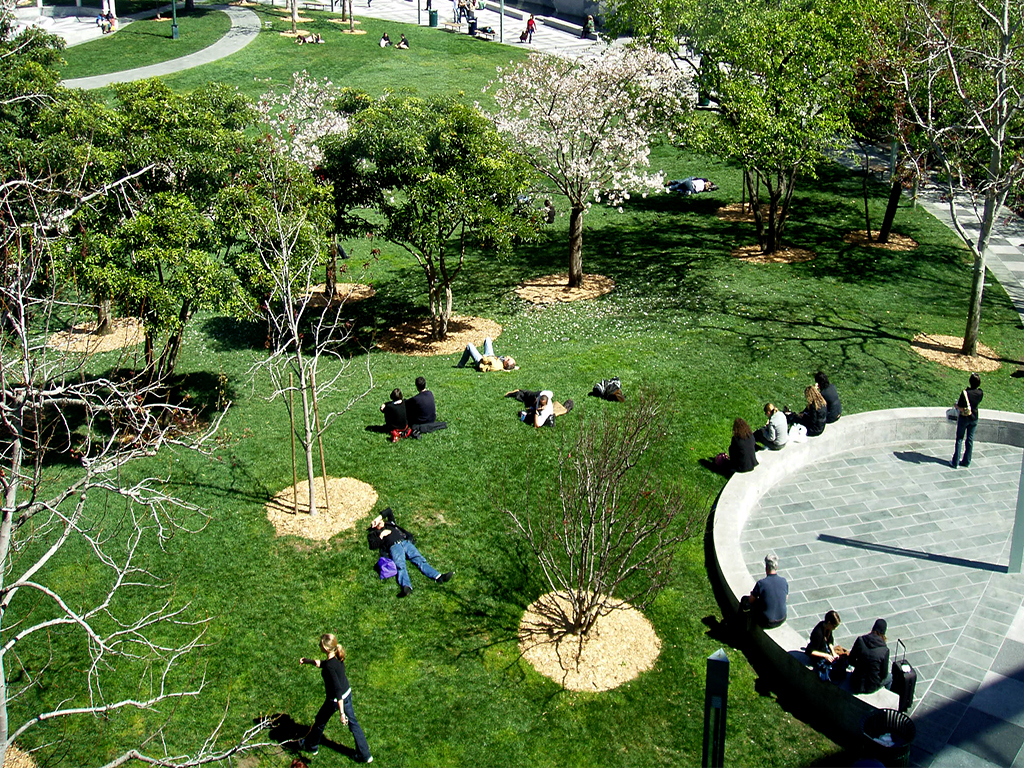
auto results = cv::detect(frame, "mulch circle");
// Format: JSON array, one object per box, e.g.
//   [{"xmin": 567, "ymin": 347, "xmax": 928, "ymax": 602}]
[
  {"xmin": 266, "ymin": 477, "xmax": 378, "ymax": 541},
  {"xmin": 515, "ymin": 273, "xmax": 615, "ymax": 304},
  {"xmin": 301, "ymin": 282, "xmax": 375, "ymax": 308},
  {"xmin": 376, "ymin": 315, "xmax": 502, "ymax": 356},
  {"xmin": 843, "ymin": 230, "xmax": 919, "ymax": 251},
  {"xmin": 732, "ymin": 243, "xmax": 816, "ymax": 264},
  {"xmin": 5, "ymin": 745, "xmax": 35, "ymax": 768},
  {"xmin": 519, "ymin": 591, "xmax": 661, "ymax": 692},
  {"xmin": 46, "ymin": 317, "xmax": 144, "ymax": 354},
  {"xmin": 910, "ymin": 333, "xmax": 1003, "ymax": 373},
  {"xmin": 715, "ymin": 202, "xmax": 755, "ymax": 222},
  {"xmin": 280, "ymin": 28, "xmax": 312, "ymax": 35}
]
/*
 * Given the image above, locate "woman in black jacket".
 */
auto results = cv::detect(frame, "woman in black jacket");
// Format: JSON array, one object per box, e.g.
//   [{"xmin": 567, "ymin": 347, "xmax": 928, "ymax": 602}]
[
  {"xmin": 729, "ymin": 418, "xmax": 759, "ymax": 474},
  {"xmin": 788, "ymin": 385, "xmax": 828, "ymax": 437},
  {"xmin": 299, "ymin": 634, "xmax": 373, "ymax": 762}
]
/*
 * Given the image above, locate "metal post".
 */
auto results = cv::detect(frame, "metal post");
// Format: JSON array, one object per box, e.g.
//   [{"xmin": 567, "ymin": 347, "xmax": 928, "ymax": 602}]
[
  {"xmin": 1008, "ymin": 450, "xmax": 1024, "ymax": 573},
  {"xmin": 702, "ymin": 649, "xmax": 729, "ymax": 768},
  {"xmin": 499, "ymin": 0, "xmax": 503, "ymax": 42}
]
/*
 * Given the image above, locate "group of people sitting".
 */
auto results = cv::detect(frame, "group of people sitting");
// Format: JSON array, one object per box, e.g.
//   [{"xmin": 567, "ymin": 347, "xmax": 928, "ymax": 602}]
[
  {"xmin": 379, "ymin": 376, "xmax": 445, "ymax": 442},
  {"xmin": 718, "ymin": 372, "xmax": 842, "ymax": 475},
  {"xmin": 95, "ymin": 11, "xmax": 118, "ymax": 33},
  {"xmin": 379, "ymin": 32, "xmax": 410, "ymax": 48},
  {"xmin": 296, "ymin": 33, "xmax": 325, "ymax": 44},
  {"xmin": 742, "ymin": 554, "xmax": 894, "ymax": 695}
]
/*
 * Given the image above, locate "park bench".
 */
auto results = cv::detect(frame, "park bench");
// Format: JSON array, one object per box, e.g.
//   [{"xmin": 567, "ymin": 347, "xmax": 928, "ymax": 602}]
[
  {"xmin": 474, "ymin": 28, "xmax": 495, "ymax": 40},
  {"xmin": 301, "ymin": 2, "xmax": 331, "ymax": 11},
  {"xmin": 441, "ymin": 20, "xmax": 465, "ymax": 32}
]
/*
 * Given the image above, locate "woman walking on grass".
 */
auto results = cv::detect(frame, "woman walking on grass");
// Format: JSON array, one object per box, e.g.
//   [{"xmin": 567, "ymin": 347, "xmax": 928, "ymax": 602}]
[{"xmin": 299, "ymin": 634, "xmax": 373, "ymax": 762}]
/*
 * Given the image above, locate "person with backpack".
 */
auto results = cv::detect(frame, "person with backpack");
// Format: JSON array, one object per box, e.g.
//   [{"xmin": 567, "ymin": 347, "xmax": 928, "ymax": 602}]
[
  {"xmin": 298, "ymin": 633, "xmax": 372, "ymax": 762},
  {"xmin": 368, "ymin": 508, "xmax": 453, "ymax": 598}
]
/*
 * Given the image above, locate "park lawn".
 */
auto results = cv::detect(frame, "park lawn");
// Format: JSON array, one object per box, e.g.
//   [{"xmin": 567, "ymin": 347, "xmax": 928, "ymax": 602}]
[
  {"xmin": 59, "ymin": 8, "xmax": 233, "ymax": 78},
  {"xmin": 16, "ymin": 137, "xmax": 1024, "ymax": 768}
]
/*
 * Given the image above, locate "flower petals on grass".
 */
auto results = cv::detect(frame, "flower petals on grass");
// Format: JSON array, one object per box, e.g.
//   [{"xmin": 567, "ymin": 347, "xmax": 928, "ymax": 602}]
[
  {"xmin": 519, "ymin": 591, "xmax": 661, "ymax": 692},
  {"xmin": 515, "ymin": 273, "xmax": 615, "ymax": 304}
]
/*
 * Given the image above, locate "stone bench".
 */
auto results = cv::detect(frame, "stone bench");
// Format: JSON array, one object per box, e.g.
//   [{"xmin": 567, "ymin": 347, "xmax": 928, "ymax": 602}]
[{"xmin": 710, "ymin": 407, "xmax": 1024, "ymax": 738}]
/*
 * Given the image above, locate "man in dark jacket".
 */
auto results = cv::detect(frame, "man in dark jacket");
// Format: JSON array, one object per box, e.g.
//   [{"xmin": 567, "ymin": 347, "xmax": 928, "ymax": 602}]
[
  {"xmin": 848, "ymin": 619, "xmax": 891, "ymax": 694},
  {"xmin": 404, "ymin": 377, "xmax": 436, "ymax": 426},
  {"xmin": 368, "ymin": 508, "xmax": 453, "ymax": 597},
  {"xmin": 814, "ymin": 372, "xmax": 842, "ymax": 424},
  {"xmin": 952, "ymin": 373, "xmax": 983, "ymax": 468}
]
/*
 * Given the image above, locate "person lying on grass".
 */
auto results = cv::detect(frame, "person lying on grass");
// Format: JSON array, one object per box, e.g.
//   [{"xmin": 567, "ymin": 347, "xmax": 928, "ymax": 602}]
[
  {"xmin": 457, "ymin": 337, "xmax": 517, "ymax": 371},
  {"xmin": 367, "ymin": 508, "xmax": 453, "ymax": 598}
]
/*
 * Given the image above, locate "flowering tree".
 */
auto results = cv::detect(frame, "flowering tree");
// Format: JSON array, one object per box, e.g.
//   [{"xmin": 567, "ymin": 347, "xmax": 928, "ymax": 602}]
[
  {"xmin": 890, "ymin": 0, "xmax": 1024, "ymax": 355},
  {"xmin": 488, "ymin": 47, "xmax": 691, "ymax": 287}
]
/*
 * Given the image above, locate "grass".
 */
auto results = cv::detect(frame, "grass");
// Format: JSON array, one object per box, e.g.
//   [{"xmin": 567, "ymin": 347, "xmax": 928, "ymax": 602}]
[
  {"xmin": 59, "ymin": 8, "xmax": 234, "ymax": 79},
  {"xmin": 20, "ymin": 27, "xmax": 1024, "ymax": 768}
]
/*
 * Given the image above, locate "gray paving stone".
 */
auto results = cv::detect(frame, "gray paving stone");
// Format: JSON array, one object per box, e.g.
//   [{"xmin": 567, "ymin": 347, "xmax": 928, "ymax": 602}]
[{"xmin": 948, "ymin": 707, "xmax": 1024, "ymax": 766}]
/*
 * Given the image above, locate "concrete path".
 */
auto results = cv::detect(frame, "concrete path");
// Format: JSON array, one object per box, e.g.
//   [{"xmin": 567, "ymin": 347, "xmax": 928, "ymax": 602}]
[
  {"xmin": 742, "ymin": 439, "xmax": 1024, "ymax": 767},
  {"xmin": 60, "ymin": 4, "xmax": 261, "ymax": 89}
]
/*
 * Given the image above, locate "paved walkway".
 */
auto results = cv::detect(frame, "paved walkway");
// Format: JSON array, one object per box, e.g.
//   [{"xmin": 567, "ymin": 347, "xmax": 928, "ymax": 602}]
[{"xmin": 742, "ymin": 438, "xmax": 1024, "ymax": 767}]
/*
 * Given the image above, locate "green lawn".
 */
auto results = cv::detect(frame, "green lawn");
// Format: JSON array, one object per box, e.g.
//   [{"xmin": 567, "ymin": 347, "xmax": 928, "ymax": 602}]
[
  {"xmin": 59, "ymin": 8, "xmax": 233, "ymax": 78},
  {"xmin": 22, "ymin": 27, "xmax": 1024, "ymax": 768}
]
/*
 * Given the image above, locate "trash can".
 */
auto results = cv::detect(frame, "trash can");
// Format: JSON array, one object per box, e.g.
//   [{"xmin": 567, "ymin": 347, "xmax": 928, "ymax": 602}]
[
  {"xmin": 428, "ymin": 8, "xmax": 438, "ymax": 25},
  {"xmin": 468, "ymin": 18, "xmax": 477, "ymax": 34},
  {"xmin": 861, "ymin": 709, "xmax": 915, "ymax": 768}
]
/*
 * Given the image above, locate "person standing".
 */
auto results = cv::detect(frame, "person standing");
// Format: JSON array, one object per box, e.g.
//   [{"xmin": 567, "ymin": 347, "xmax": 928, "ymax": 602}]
[
  {"xmin": 299, "ymin": 634, "xmax": 372, "ymax": 762},
  {"xmin": 951, "ymin": 373, "xmax": 983, "ymax": 468},
  {"xmin": 526, "ymin": 14, "xmax": 536, "ymax": 42}
]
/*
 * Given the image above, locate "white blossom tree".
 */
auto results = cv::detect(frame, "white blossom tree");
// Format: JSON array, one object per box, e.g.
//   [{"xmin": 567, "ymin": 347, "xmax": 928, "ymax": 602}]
[
  {"xmin": 488, "ymin": 47, "xmax": 692, "ymax": 287},
  {"xmin": 891, "ymin": 0, "xmax": 1024, "ymax": 356}
]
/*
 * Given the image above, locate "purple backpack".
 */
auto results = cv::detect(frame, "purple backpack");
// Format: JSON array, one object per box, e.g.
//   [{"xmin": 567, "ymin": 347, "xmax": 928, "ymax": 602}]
[{"xmin": 377, "ymin": 557, "xmax": 398, "ymax": 580}]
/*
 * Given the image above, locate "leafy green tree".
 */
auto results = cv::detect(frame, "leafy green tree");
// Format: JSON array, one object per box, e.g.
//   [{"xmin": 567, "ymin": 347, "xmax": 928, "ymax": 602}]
[{"xmin": 321, "ymin": 93, "xmax": 533, "ymax": 340}]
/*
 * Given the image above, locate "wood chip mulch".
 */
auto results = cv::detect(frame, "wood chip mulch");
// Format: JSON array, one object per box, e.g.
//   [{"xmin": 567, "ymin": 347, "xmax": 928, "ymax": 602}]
[
  {"xmin": 715, "ymin": 202, "xmax": 755, "ymax": 222},
  {"xmin": 515, "ymin": 273, "xmax": 615, "ymax": 304},
  {"xmin": 46, "ymin": 317, "xmax": 144, "ymax": 354},
  {"xmin": 280, "ymin": 28, "xmax": 312, "ymax": 35},
  {"xmin": 376, "ymin": 315, "xmax": 502, "ymax": 356},
  {"xmin": 732, "ymin": 244, "xmax": 816, "ymax": 264},
  {"xmin": 327, "ymin": 17, "xmax": 362, "ymax": 23},
  {"xmin": 910, "ymin": 333, "xmax": 1003, "ymax": 373},
  {"xmin": 266, "ymin": 477, "xmax": 378, "ymax": 541},
  {"xmin": 4, "ymin": 745, "xmax": 35, "ymax": 768},
  {"xmin": 519, "ymin": 591, "xmax": 661, "ymax": 692},
  {"xmin": 301, "ymin": 282, "xmax": 375, "ymax": 308},
  {"xmin": 843, "ymin": 230, "xmax": 919, "ymax": 251}
]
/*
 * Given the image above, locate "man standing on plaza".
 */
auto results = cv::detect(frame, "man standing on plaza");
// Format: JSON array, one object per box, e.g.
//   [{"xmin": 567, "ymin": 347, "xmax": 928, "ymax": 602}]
[{"xmin": 740, "ymin": 553, "xmax": 788, "ymax": 629}]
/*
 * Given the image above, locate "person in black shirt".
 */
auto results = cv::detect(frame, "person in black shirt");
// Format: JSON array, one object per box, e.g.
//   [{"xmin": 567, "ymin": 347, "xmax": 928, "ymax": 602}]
[
  {"xmin": 814, "ymin": 372, "xmax": 842, "ymax": 424},
  {"xmin": 368, "ymin": 508, "xmax": 453, "ymax": 597},
  {"xmin": 729, "ymin": 418, "xmax": 758, "ymax": 474},
  {"xmin": 848, "ymin": 619, "xmax": 892, "ymax": 694},
  {"xmin": 786, "ymin": 386, "xmax": 827, "ymax": 437},
  {"xmin": 299, "ymin": 633, "xmax": 372, "ymax": 762},
  {"xmin": 806, "ymin": 610, "xmax": 848, "ymax": 681},
  {"xmin": 952, "ymin": 373, "xmax": 983, "ymax": 468},
  {"xmin": 405, "ymin": 377, "xmax": 437, "ymax": 426}
]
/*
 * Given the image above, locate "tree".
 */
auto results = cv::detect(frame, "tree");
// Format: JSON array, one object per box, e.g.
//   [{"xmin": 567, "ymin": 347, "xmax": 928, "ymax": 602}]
[
  {"xmin": 504, "ymin": 389, "xmax": 705, "ymax": 642},
  {"xmin": 0, "ymin": 169, "xmax": 270, "ymax": 768},
  {"xmin": 890, "ymin": 0, "xmax": 1024, "ymax": 355},
  {"xmin": 322, "ymin": 93, "xmax": 532, "ymax": 340},
  {"xmin": 488, "ymin": 47, "xmax": 689, "ymax": 287}
]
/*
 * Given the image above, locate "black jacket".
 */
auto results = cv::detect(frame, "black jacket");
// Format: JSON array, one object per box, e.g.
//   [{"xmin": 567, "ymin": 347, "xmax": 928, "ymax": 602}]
[
  {"xmin": 849, "ymin": 632, "xmax": 890, "ymax": 693},
  {"xmin": 405, "ymin": 390, "xmax": 436, "ymax": 425},
  {"xmin": 367, "ymin": 508, "xmax": 415, "ymax": 552},
  {"xmin": 729, "ymin": 434, "xmax": 758, "ymax": 473}
]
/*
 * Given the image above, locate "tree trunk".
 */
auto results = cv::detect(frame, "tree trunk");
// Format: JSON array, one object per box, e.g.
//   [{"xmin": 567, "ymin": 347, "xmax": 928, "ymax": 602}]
[
  {"xmin": 95, "ymin": 297, "xmax": 113, "ymax": 336},
  {"xmin": 291, "ymin": 0, "xmax": 298, "ymax": 33},
  {"xmin": 877, "ymin": 180, "xmax": 902, "ymax": 243},
  {"xmin": 962, "ymin": 184, "xmax": 1000, "ymax": 357},
  {"xmin": 861, "ymin": 143, "xmax": 872, "ymax": 239},
  {"xmin": 325, "ymin": 245, "xmax": 338, "ymax": 299},
  {"xmin": 568, "ymin": 204, "xmax": 585, "ymax": 288}
]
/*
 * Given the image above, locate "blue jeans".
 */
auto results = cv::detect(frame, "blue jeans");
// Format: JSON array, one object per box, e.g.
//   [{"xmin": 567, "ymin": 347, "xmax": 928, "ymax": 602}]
[
  {"xmin": 307, "ymin": 690, "xmax": 371, "ymax": 761},
  {"xmin": 389, "ymin": 540, "xmax": 440, "ymax": 589},
  {"xmin": 457, "ymin": 338, "xmax": 494, "ymax": 367},
  {"xmin": 952, "ymin": 416, "xmax": 978, "ymax": 467}
]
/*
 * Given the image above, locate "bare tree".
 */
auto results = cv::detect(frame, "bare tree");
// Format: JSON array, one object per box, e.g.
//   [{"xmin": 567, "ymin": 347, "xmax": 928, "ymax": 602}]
[
  {"xmin": 0, "ymin": 172, "xmax": 272, "ymax": 766},
  {"xmin": 238, "ymin": 151, "xmax": 373, "ymax": 516},
  {"xmin": 504, "ymin": 389, "xmax": 706, "ymax": 643},
  {"xmin": 892, "ymin": 0, "xmax": 1024, "ymax": 355}
]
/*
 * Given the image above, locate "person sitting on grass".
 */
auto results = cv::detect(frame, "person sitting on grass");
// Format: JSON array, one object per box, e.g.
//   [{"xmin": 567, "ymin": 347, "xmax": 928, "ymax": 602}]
[
  {"xmin": 506, "ymin": 389, "xmax": 572, "ymax": 428},
  {"xmin": 755, "ymin": 402, "xmax": 789, "ymax": 450},
  {"xmin": 405, "ymin": 376, "xmax": 446, "ymax": 434},
  {"xmin": 396, "ymin": 33, "xmax": 410, "ymax": 48},
  {"xmin": 458, "ymin": 337, "xmax": 517, "ymax": 371},
  {"xmin": 380, "ymin": 388, "xmax": 410, "ymax": 442},
  {"xmin": 367, "ymin": 508, "xmax": 453, "ymax": 598},
  {"xmin": 728, "ymin": 418, "xmax": 758, "ymax": 473},
  {"xmin": 379, "ymin": 32, "xmax": 391, "ymax": 47},
  {"xmin": 785, "ymin": 385, "xmax": 827, "ymax": 437}
]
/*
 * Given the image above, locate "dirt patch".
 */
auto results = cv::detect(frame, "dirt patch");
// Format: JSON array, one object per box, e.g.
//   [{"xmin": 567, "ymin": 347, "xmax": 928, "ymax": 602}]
[
  {"xmin": 515, "ymin": 273, "xmax": 614, "ymax": 304},
  {"xmin": 47, "ymin": 317, "xmax": 143, "ymax": 355},
  {"xmin": 376, "ymin": 315, "xmax": 502, "ymax": 356},
  {"xmin": 327, "ymin": 17, "xmax": 362, "ymax": 23},
  {"xmin": 266, "ymin": 477, "xmax": 378, "ymax": 541},
  {"xmin": 302, "ymin": 282, "xmax": 375, "ymax": 308},
  {"xmin": 715, "ymin": 202, "xmax": 755, "ymax": 222},
  {"xmin": 843, "ymin": 230, "xmax": 919, "ymax": 252},
  {"xmin": 910, "ymin": 333, "xmax": 1003, "ymax": 373},
  {"xmin": 5, "ymin": 745, "xmax": 35, "ymax": 768},
  {"xmin": 733, "ymin": 243, "xmax": 816, "ymax": 264},
  {"xmin": 280, "ymin": 28, "xmax": 312, "ymax": 35},
  {"xmin": 519, "ymin": 591, "xmax": 661, "ymax": 692}
]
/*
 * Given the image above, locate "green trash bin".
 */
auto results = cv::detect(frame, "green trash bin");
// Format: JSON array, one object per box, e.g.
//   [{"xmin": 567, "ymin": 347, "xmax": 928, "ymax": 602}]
[
  {"xmin": 862, "ymin": 709, "xmax": 915, "ymax": 768},
  {"xmin": 429, "ymin": 9, "xmax": 438, "ymax": 26}
]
